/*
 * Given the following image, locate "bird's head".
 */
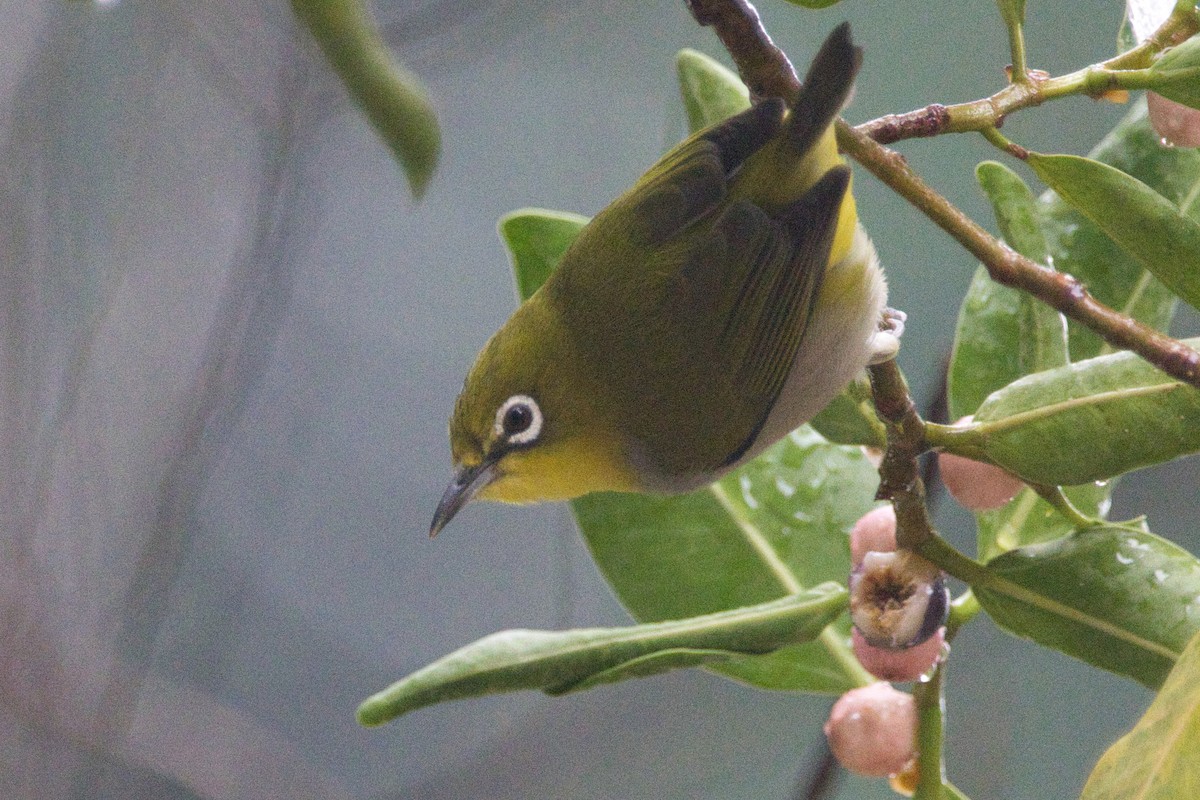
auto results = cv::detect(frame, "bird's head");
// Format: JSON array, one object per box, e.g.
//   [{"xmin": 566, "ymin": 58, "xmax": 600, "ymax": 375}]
[{"xmin": 430, "ymin": 305, "xmax": 638, "ymax": 536}]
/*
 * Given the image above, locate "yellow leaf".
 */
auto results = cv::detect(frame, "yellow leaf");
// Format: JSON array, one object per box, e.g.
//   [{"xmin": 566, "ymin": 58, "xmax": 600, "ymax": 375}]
[{"xmin": 1081, "ymin": 629, "xmax": 1200, "ymax": 799}]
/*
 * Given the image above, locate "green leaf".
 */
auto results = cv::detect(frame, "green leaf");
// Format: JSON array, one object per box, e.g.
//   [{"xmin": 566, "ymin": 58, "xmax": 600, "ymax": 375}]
[
  {"xmin": 1029, "ymin": 150, "xmax": 1200, "ymax": 312},
  {"xmin": 676, "ymin": 49, "xmax": 751, "ymax": 133},
  {"xmin": 1039, "ymin": 101, "xmax": 1200, "ymax": 360},
  {"xmin": 967, "ymin": 336, "xmax": 1200, "ymax": 486},
  {"xmin": 951, "ymin": 162, "xmax": 1089, "ymax": 557},
  {"xmin": 573, "ymin": 429, "xmax": 878, "ymax": 693},
  {"xmin": 808, "ymin": 376, "xmax": 887, "ymax": 447},
  {"xmin": 976, "ymin": 526, "xmax": 1200, "ymax": 688},
  {"xmin": 357, "ymin": 585, "xmax": 848, "ymax": 725},
  {"xmin": 949, "ymin": 268, "xmax": 1028, "ymax": 419},
  {"xmin": 977, "ymin": 161, "xmax": 1049, "ymax": 262},
  {"xmin": 948, "ymin": 163, "xmax": 1068, "ymax": 419},
  {"xmin": 1150, "ymin": 35, "xmax": 1200, "ymax": 110},
  {"xmin": 498, "ymin": 209, "xmax": 589, "ymax": 302},
  {"xmin": 976, "ymin": 483, "xmax": 1111, "ymax": 560},
  {"xmin": 290, "ymin": 0, "xmax": 440, "ymax": 198},
  {"xmin": 1081, "ymin": 629, "xmax": 1200, "ymax": 799},
  {"xmin": 947, "ymin": 267, "xmax": 1072, "ymax": 420}
]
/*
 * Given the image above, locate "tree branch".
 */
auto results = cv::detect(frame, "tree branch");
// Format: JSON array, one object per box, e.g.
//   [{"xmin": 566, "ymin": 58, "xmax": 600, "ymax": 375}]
[
  {"xmin": 836, "ymin": 120, "xmax": 1200, "ymax": 387},
  {"xmin": 685, "ymin": 0, "xmax": 800, "ymax": 101},
  {"xmin": 857, "ymin": 5, "xmax": 1200, "ymax": 143}
]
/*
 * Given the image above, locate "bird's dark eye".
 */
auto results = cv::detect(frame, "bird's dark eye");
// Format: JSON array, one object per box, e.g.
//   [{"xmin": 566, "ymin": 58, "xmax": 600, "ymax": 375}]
[
  {"xmin": 503, "ymin": 403, "xmax": 533, "ymax": 435},
  {"xmin": 494, "ymin": 394, "xmax": 543, "ymax": 445}
]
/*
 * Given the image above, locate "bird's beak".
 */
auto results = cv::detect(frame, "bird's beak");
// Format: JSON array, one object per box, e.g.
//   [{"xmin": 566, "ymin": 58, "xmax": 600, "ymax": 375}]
[{"xmin": 430, "ymin": 458, "xmax": 500, "ymax": 537}]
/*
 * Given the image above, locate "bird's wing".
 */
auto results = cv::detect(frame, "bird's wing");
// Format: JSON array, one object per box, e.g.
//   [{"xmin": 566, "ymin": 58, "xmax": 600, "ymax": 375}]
[
  {"xmin": 582, "ymin": 98, "xmax": 786, "ymax": 252},
  {"xmin": 710, "ymin": 167, "xmax": 850, "ymax": 465},
  {"xmin": 549, "ymin": 100, "xmax": 849, "ymax": 485},
  {"xmin": 586, "ymin": 167, "xmax": 851, "ymax": 483}
]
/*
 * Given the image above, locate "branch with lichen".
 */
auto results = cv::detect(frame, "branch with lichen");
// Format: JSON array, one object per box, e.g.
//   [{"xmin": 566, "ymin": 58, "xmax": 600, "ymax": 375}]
[{"xmin": 684, "ymin": 0, "xmax": 1200, "ymax": 391}]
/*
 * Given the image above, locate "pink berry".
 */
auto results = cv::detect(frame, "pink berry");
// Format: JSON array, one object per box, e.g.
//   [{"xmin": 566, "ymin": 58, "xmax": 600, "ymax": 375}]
[
  {"xmin": 850, "ymin": 505, "xmax": 897, "ymax": 567},
  {"xmin": 939, "ymin": 451, "xmax": 1023, "ymax": 511},
  {"xmin": 824, "ymin": 683, "xmax": 917, "ymax": 777},
  {"xmin": 1148, "ymin": 92, "xmax": 1200, "ymax": 148},
  {"xmin": 853, "ymin": 627, "xmax": 946, "ymax": 682}
]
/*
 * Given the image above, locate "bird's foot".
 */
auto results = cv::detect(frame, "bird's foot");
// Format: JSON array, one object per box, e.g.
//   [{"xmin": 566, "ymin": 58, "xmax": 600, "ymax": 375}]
[{"xmin": 867, "ymin": 307, "xmax": 906, "ymax": 365}]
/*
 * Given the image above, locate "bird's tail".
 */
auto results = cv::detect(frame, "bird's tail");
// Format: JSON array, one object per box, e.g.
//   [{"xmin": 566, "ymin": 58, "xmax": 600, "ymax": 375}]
[
  {"xmin": 785, "ymin": 21, "xmax": 862, "ymax": 156},
  {"xmin": 727, "ymin": 22, "xmax": 863, "ymax": 231}
]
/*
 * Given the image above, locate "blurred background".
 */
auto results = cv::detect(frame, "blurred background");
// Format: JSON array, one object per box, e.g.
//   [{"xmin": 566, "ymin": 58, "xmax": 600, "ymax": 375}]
[{"xmin": 2, "ymin": 1, "xmax": 1197, "ymax": 798}]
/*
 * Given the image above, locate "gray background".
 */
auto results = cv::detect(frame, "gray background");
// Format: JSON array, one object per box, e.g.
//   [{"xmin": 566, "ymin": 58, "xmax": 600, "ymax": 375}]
[{"xmin": 1, "ymin": 1, "xmax": 1196, "ymax": 798}]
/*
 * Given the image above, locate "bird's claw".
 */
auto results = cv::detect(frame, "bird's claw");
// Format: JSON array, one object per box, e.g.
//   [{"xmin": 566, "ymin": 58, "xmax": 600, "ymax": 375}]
[{"xmin": 867, "ymin": 307, "xmax": 906, "ymax": 365}]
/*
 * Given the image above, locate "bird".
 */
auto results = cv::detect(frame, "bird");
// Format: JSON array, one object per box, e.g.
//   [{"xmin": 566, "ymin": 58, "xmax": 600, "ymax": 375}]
[{"xmin": 431, "ymin": 23, "xmax": 893, "ymax": 536}]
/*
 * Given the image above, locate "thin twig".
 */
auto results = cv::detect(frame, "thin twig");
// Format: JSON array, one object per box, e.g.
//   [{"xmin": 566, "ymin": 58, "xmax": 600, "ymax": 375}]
[
  {"xmin": 857, "ymin": 5, "xmax": 1200, "ymax": 143},
  {"xmin": 865, "ymin": 359, "xmax": 934, "ymax": 537},
  {"xmin": 865, "ymin": 360, "xmax": 960, "ymax": 800}
]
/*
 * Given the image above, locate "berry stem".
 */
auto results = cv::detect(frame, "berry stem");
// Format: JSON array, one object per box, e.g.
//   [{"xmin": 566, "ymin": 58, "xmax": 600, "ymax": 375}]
[{"xmin": 912, "ymin": 660, "xmax": 947, "ymax": 800}]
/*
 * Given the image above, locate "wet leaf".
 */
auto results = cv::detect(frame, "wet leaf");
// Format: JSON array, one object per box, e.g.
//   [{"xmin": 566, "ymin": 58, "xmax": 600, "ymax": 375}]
[
  {"xmin": 1030, "ymin": 150, "xmax": 1200, "ymax": 312},
  {"xmin": 951, "ymin": 162, "xmax": 1098, "ymax": 558},
  {"xmin": 977, "ymin": 526, "xmax": 1200, "ymax": 688},
  {"xmin": 1039, "ymin": 101, "xmax": 1200, "ymax": 360},
  {"xmin": 948, "ymin": 162, "xmax": 1068, "ymax": 420},
  {"xmin": 967, "ymin": 337, "xmax": 1200, "ymax": 486},
  {"xmin": 976, "ymin": 483, "xmax": 1111, "ymax": 560},
  {"xmin": 959, "ymin": 104, "xmax": 1200, "ymax": 556}
]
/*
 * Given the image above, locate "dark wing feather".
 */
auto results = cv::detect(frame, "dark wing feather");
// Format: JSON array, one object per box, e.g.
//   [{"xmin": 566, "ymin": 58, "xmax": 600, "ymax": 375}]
[
  {"xmin": 665, "ymin": 168, "xmax": 849, "ymax": 475},
  {"xmin": 608, "ymin": 98, "xmax": 785, "ymax": 248},
  {"xmin": 716, "ymin": 167, "xmax": 850, "ymax": 465},
  {"xmin": 787, "ymin": 22, "xmax": 862, "ymax": 157},
  {"xmin": 726, "ymin": 168, "xmax": 850, "ymax": 392}
]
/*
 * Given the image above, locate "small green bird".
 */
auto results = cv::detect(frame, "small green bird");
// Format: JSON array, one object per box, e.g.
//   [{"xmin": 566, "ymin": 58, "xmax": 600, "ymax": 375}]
[{"xmin": 432, "ymin": 23, "xmax": 892, "ymax": 535}]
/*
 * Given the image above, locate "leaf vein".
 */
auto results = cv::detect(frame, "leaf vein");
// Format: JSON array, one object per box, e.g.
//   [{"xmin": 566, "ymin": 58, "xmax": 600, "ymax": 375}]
[
  {"xmin": 708, "ymin": 482, "xmax": 802, "ymax": 594},
  {"xmin": 989, "ymin": 573, "xmax": 1180, "ymax": 660}
]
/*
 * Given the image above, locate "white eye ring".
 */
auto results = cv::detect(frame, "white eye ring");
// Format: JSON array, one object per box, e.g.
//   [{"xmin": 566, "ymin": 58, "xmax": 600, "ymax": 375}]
[{"xmin": 494, "ymin": 394, "xmax": 543, "ymax": 445}]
